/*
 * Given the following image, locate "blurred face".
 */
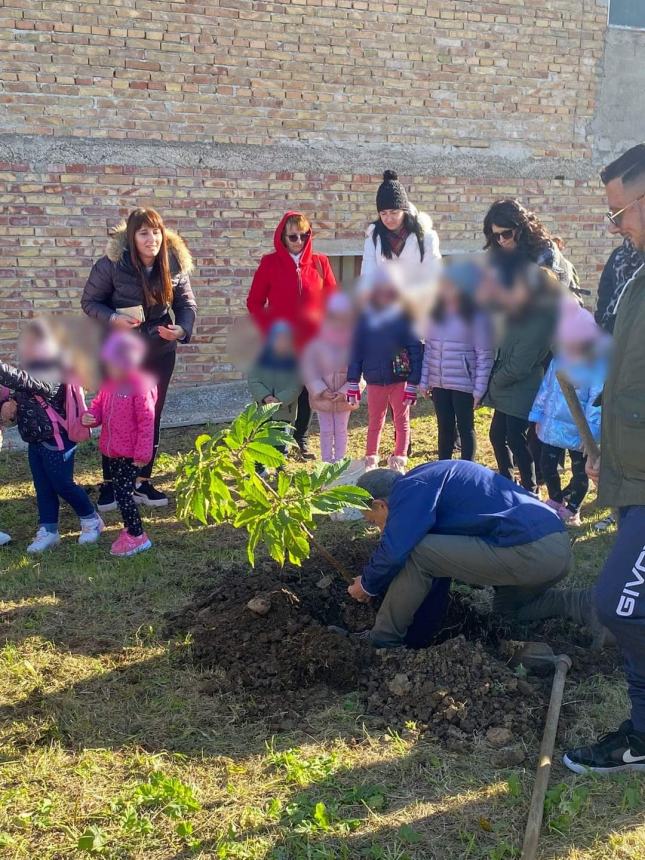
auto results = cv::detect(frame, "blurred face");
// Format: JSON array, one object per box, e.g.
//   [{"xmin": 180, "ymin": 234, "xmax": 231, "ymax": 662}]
[
  {"xmin": 363, "ymin": 499, "xmax": 389, "ymax": 532},
  {"xmin": 476, "ymin": 263, "xmax": 503, "ymax": 308},
  {"xmin": 490, "ymin": 223, "xmax": 518, "ymax": 252},
  {"xmin": 134, "ymin": 224, "xmax": 163, "ymax": 264},
  {"xmin": 104, "ymin": 360, "xmax": 127, "ymax": 381},
  {"xmin": 272, "ymin": 331, "xmax": 293, "ymax": 356},
  {"xmin": 379, "ymin": 209, "xmax": 406, "ymax": 231},
  {"xmin": 498, "ymin": 278, "xmax": 530, "ymax": 314},
  {"xmin": 438, "ymin": 276, "xmax": 459, "ymax": 311},
  {"xmin": 17, "ymin": 330, "xmax": 57, "ymax": 367},
  {"xmin": 370, "ymin": 282, "xmax": 399, "ymax": 310},
  {"xmin": 605, "ymin": 177, "xmax": 645, "ymax": 252}
]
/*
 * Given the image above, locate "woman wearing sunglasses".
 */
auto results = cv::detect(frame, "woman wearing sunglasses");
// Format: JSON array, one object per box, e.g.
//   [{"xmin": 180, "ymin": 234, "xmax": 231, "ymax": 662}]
[
  {"xmin": 247, "ymin": 211, "xmax": 337, "ymax": 459},
  {"xmin": 483, "ymin": 198, "xmax": 580, "ymax": 300}
]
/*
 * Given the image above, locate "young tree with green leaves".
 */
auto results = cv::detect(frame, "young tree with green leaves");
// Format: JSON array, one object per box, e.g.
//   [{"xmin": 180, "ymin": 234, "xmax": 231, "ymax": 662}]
[{"xmin": 176, "ymin": 404, "xmax": 370, "ymax": 581}]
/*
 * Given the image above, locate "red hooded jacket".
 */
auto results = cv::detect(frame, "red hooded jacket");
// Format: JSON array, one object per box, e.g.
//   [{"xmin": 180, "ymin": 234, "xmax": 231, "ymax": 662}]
[{"xmin": 247, "ymin": 212, "xmax": 337, "ymax": 350}]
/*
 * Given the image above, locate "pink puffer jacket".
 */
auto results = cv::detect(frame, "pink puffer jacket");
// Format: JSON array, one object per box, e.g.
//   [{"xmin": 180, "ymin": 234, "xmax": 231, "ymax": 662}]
[
  {"xmin": 420, "ymin": 311, "xmax": 494, "ymax": 400},
  {"xmin": 301, "ymin": 335, "xmax": 359, "ymax": 414},
  {"xmin": 89, "ymin": 371, "xmax": 157, "ymax": 463}
]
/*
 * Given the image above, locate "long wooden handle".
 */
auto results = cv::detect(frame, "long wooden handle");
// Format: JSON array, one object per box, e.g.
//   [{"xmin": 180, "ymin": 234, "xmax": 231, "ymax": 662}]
[
  {"xmin": 521, "ymin": 655, "xmax": 572, "ymax": 860},
  {"xmin": 555, "ymin": 371, "xmax": 601, "ymax": 463}
]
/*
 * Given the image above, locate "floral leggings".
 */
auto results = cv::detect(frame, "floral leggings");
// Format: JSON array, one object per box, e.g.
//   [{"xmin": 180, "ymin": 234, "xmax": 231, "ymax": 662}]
[{"xmin": 110, "ymin": 457, "xmax": 143, "ymax": 537}]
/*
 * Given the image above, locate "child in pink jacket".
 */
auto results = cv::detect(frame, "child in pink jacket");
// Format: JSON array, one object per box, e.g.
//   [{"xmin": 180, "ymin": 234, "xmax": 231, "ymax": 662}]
[
  {"xmin": 83, "ymin": 332, "xmax": 157, "ymax": 558},
  {"xmin": 301, "ymin": 293, "xmax": 358, "ymax": 463}
]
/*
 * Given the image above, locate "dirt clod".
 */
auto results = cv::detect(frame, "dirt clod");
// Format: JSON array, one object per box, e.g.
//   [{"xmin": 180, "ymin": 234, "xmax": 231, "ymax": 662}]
[
  {"xmin": 246, "ymin": 595, "xmax": 272, "ymax": 616},
  {"xmin": 486, "ymin": 727, "xmax": 514, "ymax": 749},
  {"xmin": 490, "ymin": 746, "xmax": 526, "ymax": 768}
]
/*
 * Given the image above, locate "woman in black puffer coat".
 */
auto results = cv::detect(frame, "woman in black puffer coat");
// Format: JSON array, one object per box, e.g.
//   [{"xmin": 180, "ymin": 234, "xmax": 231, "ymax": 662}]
[{"xmin": 82, "ymin": 207, "xmax": 197, "ymax": 510}]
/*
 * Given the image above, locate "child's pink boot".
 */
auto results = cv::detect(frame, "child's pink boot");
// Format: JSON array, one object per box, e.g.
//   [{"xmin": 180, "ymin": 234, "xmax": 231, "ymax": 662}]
[
  {"xmin": 110, "ymin": 529, "xmax": 152, "ymax": 558},
  {"xmin": 364, "ymin": 455, "xmax": 380, "ymax": 471}
]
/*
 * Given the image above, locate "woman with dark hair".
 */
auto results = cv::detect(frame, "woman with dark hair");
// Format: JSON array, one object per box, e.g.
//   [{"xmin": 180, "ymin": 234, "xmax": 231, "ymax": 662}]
[
  {"xmin": 483, "ymin": 198, "xmax": 580, "ymax": 298},
  {"xmin": 361, "ymin": 171, "xmax": 441, "ymax": 308},
  {"xmin": 81, "ymin": 207, "xmax": 197, "ymax": 510},
  {"xmin": 482, "ymin": 263, "xmax": 560, "ymax": 494}
]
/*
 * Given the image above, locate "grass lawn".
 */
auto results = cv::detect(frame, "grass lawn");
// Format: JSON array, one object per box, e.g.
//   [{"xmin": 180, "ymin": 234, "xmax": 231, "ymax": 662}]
[{"xmin": 0, "ymin": 401, "xmax": 643, "ymax": 859}]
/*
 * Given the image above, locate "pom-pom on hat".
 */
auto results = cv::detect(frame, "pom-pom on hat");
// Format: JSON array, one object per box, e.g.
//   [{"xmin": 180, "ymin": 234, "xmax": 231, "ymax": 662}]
[{"xmin": 376, "ymin": 170, "xmax": 410, "ymax": 213}]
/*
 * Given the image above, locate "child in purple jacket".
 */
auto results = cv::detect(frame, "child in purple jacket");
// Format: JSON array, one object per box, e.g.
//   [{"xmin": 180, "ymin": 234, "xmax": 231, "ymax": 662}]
[{"xmin": 420, "ymin": 262, "xmax": 494, "ymax": 461}]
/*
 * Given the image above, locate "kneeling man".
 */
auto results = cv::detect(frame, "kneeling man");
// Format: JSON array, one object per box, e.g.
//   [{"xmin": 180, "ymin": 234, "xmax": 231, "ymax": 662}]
[{"xmin": 349, "ymin": 460, "xmax": 590, "ymax": 646}]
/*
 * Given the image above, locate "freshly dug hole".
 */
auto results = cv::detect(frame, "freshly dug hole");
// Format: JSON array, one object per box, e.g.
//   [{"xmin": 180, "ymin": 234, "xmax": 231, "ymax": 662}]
[{"xmin": 168, "ymin": 551, "xmax": 543, "ymax": 739}]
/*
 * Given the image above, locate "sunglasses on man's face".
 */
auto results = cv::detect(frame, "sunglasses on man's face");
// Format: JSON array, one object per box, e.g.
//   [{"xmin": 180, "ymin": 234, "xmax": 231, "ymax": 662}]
[
  {"xmin": 493, "ymin": 228, "xmax": 515, "ymax": 242},
  {"xmin": 286, "ymin": 232, "xmax": 310, "ymax": 243},
  {"xmin": 606, "ymin": 192, "xmax": 645, "ymax": 227}
]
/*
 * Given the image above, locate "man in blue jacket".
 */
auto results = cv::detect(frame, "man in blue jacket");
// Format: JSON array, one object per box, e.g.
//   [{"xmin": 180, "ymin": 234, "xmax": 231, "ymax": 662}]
[{"xmin": 348, "ymin": 461, "xmax": 589, "ymax": 647}]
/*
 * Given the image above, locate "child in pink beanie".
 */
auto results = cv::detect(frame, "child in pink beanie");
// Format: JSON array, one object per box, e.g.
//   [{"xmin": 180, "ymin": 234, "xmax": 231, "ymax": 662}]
[{"xmin": 83, "ymin": 332, "xmax": 157, "ymax": 557}]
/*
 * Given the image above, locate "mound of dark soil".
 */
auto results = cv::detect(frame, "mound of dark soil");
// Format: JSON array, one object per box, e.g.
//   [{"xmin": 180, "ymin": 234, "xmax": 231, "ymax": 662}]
[{"xmin": 365, "ymin": 635, "xmax": 541, "ymax": 741}]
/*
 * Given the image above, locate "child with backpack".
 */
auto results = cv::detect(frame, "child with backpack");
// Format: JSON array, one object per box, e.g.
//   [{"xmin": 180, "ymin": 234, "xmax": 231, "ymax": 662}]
[
  {"xmin": 347, "ymin": 264, "xmax": 423, "ymax": 473},
  {"xmin": 529, "ymin": 302, "xmax": 606, "ymax": 526},
  {"xmin": 0, "ymin": 319, "xmax": 102, "ymax": 553},
  {"xmin": 420, "ymin": 261, "xmax": 494, "ymax": 462},
  {"xmin": 82, "ymin": 331, "xmax": 157, "ymax": 557},
  {"xmin": 301, "ymin": 293, "xmax": 359, "ymax": 463},
  {"xmin": 0, "ymin": 384, "xmax": 14, "ymax": 546}
]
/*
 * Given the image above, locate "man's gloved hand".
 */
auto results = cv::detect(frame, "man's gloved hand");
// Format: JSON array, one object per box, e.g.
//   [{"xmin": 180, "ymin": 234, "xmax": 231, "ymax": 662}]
[{"xmin": 346, "ymin": 382, "xmax": 361, "ymax": 406}]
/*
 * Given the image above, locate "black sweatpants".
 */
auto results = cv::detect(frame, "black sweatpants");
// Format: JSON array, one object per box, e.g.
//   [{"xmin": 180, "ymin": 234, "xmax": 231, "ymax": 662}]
[
  {"xmin": 595, "ymin": 506, "xmax": 645, "ymax": 732},
  {"xmin": 103, "ymin": 349, "xmax": 176, "ymax": 482},
  {"xmin": 110, "ymin": 457, "xmax": 143, "ymax": 537},
  {"xmin": 294, "ymin": 386, "xmax": 311, "ymax": 447},
  {"xmin": 489, "ymin": 410, "xmax": 536, "ymax": 493},
  {"xmin": 540, "ymin": 444, "xmax": 589, "ymax": 513},
  {"xmin": 432, "ymin": 388, "xmax": 476, "ymax": 461}
]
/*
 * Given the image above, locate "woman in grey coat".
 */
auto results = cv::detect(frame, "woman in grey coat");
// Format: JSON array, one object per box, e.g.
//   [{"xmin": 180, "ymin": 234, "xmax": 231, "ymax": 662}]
[{"xmin": 81, "ymin": 207, "xmax": 197, "ymax": 510}]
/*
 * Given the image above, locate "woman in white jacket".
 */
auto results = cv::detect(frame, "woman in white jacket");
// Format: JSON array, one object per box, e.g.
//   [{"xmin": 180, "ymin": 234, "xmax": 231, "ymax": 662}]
[{"xmin": 361, "ymin": 171, "xmax": 442, "ymax": 310}]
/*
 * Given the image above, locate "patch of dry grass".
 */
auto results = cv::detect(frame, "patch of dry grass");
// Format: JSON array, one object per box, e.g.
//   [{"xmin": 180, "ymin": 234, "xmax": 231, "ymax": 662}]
[{"xmin": 0, "ymin": 403, "xmax": 643, "ymax": 858}]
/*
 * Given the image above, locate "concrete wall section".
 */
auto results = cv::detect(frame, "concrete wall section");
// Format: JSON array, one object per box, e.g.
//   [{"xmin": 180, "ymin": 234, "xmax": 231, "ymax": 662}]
[{"xmin": 592, "ymin": 26, "xmax": 645, "ymax": 160}]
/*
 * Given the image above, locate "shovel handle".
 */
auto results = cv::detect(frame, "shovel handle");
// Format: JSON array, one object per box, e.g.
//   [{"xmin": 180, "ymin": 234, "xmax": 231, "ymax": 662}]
[
  {"xmin": 521, "ymin": 654, "xmax": 572, "ymax": 860},
  {"xmin": 555, "ymin": 371, "xmax": 601, "ymax": 464}
]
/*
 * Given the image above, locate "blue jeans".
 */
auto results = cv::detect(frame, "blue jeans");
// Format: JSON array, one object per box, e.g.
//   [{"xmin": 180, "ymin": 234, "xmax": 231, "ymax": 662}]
[
  {"xmin": 28, "ymin": 441, "xmax": 95, "ymax": 530},
  {"xmin": 595, "ymin": 506, "xmax": 645, "ymax": 732}
]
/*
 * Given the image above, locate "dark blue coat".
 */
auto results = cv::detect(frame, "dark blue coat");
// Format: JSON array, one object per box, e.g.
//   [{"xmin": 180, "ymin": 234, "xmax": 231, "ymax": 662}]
[
  {"xmin": 347, "ymin": 311, "xmax": 424, "ymax": 387},
  {"xmin": 361, "ymin": 460, "xmax": 564, "ymax": 597}
]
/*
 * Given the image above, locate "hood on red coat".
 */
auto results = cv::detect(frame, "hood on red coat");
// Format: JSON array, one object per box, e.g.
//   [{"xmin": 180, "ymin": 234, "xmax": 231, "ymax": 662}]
[{"xmin": 273, "ymin": 211, "xmax": 314, "ymax": 264}]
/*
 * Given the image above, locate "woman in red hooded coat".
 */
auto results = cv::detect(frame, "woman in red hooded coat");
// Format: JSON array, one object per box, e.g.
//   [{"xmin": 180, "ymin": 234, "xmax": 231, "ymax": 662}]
[{"xmin": 247, "ymin": 212, "xmax": 337, "ymax": 457}]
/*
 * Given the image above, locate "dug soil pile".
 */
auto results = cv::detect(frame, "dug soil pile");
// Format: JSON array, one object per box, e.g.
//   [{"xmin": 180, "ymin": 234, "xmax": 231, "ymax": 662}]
[
  {"xmin": 167, "ymin": 549, "xmax": 546, "ymax": 739},
  {"xmin": 365, "ymin": 634, "xmax": 540, "ymax": 741}
]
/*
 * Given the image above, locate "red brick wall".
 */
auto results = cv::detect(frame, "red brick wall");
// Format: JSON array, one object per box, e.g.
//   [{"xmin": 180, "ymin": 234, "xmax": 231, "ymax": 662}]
[
  {"xmin": 0, "ymin": 0, "xmax": 606, "ymax": 155},
  {"xmin": 0, "ymin": 163, "xmax": 614, "ymax": 383}
]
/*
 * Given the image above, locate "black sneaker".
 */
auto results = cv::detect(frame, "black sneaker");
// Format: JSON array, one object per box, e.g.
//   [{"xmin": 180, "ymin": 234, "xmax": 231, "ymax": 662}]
[
  {"xmin": 97, "ymin": 482, "xmax": 118, "ymax": 513},
  {"xmin": 297, "ymin": 440, "xmax": 316, "ymax": 461},
  {"xmin": 133, "ymin": 481, "xmax": 169, "ymax": 508},
  {"xmin": 563, "ymin": 720, "xmax": 645, "ymax": 774}
]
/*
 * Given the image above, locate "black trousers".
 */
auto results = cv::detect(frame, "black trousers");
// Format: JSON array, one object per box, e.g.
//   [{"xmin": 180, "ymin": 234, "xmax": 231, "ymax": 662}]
[
  {"xmin": 540, "ymin": 444, "xmax": 589, "ymax": 512},
  {"xmin": 293, "ymin": 386, "xmax": 311, "ymax": 446},
  {"xmin": 110, "ymin": 457, "xmax": 143, "ymax": 536},
  {"xmin": 432, "ymin": 388, "xmax": 476, "ymax": 461},
  {"xmin": 489, "ymin": 410, "xmax": 536, "ymax": 493},
  {"xmin": 102, "ymin": 349, "xmax": 176, "ymax": 482}
]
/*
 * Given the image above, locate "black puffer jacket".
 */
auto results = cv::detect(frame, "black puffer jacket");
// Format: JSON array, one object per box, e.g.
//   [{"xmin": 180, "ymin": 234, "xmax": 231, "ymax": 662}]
[
  {"xmin": 0, "ymin": 362, "xmax": 64, "ymax": 444},
  {"xmin": 81, "ymin": 224, "xmax": 197, "ymax": 359}
]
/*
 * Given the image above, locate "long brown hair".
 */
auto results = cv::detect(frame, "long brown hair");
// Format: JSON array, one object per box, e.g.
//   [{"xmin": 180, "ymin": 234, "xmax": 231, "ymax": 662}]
[{"xmin": 126, "ymin": 207, "xmax": 173, "ymax": 307}]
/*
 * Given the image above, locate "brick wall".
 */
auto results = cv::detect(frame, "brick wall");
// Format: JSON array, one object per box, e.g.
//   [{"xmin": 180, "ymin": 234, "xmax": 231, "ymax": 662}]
[
  {"xmin": 0, "ymin": 162, "xmax": 614, "ymax": 384},
  {"xmin": 1, "ymin": 0, "xmax": 606, "ymax": 155},
  {"xmin": 0, "ymin": 0, "xmax": 618, "ymax": 385}
]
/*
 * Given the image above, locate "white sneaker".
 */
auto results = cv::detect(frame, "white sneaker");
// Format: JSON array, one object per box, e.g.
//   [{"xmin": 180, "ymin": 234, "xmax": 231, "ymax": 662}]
[
  {"xmin": 364, "ymin": 455, "xmax": 380, "ymax": 471},
  {"xmin": 388, "ymin": 455, "xmax": 407, "ymax": 474},
  {"xmin": 27, "ymin": 527, "xmax": 61, "ymax": 554},
  {"xmin": 78, "ymin": 516, "xmax": 105, "ymax": 546},
  {"xmin": 0, "ymin": 531, "xmax": 11, "ymax": 546}
]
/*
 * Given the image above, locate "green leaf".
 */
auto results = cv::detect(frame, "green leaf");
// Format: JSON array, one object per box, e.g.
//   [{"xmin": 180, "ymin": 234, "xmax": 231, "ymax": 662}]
[
  {"xmin": 194, "ymin": 433, "xmax": 211, "ymax": 452},
  {"xmin": 77, "ymin": 826, "xmax": 106, "ymax": 853},
  {"xmin": 245, "ymin": 442, "xmax": 285, "ymax": 467},
  {"xmin": 276, "ymin": 471, "xmax": 292, "ymax": 497}
]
